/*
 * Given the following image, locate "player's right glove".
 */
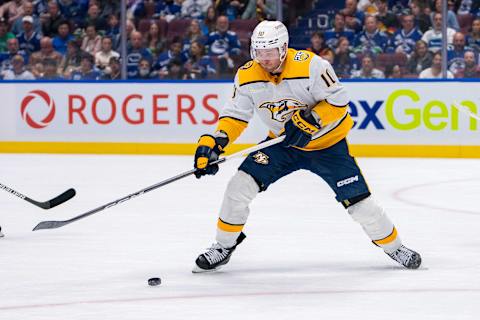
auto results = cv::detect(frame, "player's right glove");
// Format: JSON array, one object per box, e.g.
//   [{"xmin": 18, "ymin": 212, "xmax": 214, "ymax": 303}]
[
  {"xmin": 194, "ymin": 133, "xmax": 229, "ymax": 179},
  {"xmin": 283, "ymin": 109, "xmax": 320, "ymax": 148}
]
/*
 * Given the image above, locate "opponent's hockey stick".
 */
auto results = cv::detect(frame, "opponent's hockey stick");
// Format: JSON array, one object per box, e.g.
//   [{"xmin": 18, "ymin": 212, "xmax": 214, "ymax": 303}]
[
  {"xmin": 0, "ymin": 182, "xmax": 76, "ymax": 209},
  {"xmin": 33, "ymin": 136, "xmax": 285, "ymax": 231},
  {"xmin": 452, "ymin": 101, "xmax": 480, "ymax": 121}
]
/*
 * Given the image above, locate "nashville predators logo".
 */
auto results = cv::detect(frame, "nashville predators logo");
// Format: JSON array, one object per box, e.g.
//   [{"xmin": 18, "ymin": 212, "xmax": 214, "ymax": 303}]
[
  {"xmin": 253, "ymin": 151, "xmax": 269, "ymax": 165},
  {"xmin": 259, "ymin": 99, "xmax": 308, "ymax": 122}
]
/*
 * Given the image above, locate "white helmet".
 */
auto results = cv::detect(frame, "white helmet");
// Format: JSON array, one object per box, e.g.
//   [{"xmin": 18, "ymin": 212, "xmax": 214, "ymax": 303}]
[{"xmin": 250, "ymin": 20, "xmax": 289, "ymax": 64}]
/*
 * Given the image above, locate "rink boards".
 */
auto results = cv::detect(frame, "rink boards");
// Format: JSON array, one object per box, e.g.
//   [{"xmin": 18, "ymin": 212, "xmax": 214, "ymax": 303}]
[{"xmin": 0, "ymin": 79, "xmax": 479, "ymax": 157}]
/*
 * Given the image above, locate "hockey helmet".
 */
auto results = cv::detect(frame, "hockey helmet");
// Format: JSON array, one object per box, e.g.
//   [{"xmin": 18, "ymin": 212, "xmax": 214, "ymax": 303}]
[{"xmin": 250, "ymin": 20, "xmax": 289, "ymax": 64}]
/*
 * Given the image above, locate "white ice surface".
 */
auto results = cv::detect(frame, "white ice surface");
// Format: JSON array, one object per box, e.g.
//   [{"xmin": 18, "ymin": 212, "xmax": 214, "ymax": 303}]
[{"xmin": 0, "ymin": 154, "xmax": 479, "ymax": 319}]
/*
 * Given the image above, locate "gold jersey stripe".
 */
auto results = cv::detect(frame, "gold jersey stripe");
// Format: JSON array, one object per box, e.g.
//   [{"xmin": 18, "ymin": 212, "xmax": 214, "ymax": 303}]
[
  {"xmin": 216, "ymin": 117, "xmax": 248, "ymax": 143},
  {"xmin": 313, "ymin": 100, "xmax": 349, "ymax": 126},
  {"xmin": 374, "ymin": 227, "xmax": 398, "ymax": 245},
  {"xmin": 217, "ymin": 218, "xmax": 244, "ymax": 233}
]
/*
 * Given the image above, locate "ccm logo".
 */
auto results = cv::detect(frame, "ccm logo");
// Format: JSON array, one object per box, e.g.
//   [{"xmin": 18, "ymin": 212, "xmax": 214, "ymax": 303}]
[{"xmin": 336, "ymin": 175, "xmax": 359, "ymax": 187}]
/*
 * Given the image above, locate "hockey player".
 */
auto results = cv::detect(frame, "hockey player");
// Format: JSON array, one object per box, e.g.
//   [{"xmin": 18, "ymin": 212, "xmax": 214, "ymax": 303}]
[{"xmin": 192, "ymin": 20, "xmax": 422, "ymax": 273}]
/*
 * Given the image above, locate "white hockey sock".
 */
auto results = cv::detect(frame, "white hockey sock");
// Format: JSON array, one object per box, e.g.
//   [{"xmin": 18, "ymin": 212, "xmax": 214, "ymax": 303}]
[
  {"xmin": 347, "ymin": 196, "xmax": 402, "ymax": 253},
  {"xmin": 216, "ymin": 170, "xmax": 259, "ymax": 248}
]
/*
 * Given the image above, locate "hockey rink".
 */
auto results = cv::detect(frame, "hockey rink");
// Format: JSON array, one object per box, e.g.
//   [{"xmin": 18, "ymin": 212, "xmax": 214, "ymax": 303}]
[{"xmin": 0, "ymin": 153, "xmax": 479, "ymax": 320}]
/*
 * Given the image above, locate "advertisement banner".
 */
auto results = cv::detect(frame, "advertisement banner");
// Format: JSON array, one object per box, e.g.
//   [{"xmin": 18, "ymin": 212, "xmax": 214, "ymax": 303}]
[{"xmin": 1, "ymin": 81, "xmax": 479, "ymax": 156}]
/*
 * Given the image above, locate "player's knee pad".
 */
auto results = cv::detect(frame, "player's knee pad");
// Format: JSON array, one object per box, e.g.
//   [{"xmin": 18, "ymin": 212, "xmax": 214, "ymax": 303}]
[
  {"xmin": 347, "ymin": 196, "xmax": 401, "ymax": 252},
  {"xmin": 217, "ymin": 170, "xmax": 259, "ymax": 247}
]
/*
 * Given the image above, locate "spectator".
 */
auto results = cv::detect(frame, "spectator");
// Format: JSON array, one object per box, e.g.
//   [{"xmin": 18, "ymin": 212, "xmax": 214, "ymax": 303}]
[
  {"xmin": 16, "ymin": 15, "xmax": 41, "ymax": 55},
  {"xmin": 181, "ymin": 0, "xmax": 211, "ymax": 19},
  {"xmin": 0, "ymin": 0, "xmax": 26, "ymax": 25},
  {"xmin": 184, "ymin": 40, "xmax": 216, "ymax": 79},
  {"xmin": 351, "ymin": 54, "xmax": 385, "ymax": 78},
  {"xmin": 455, "ymin": 50, "xmax": 480, "ymax": 78},
  {"xmin": 100, "ymin": 0, "xmax": 120, "ymax": 18},
  {"xmin": 11, "ymin": 1, "xmax": 42, "ymax": 35},
  {"xmin": 419, "ymin": 52, "xmax": 454, "ymax": 78},
  {"xmin": 353, "ymin": 14, "xmax": 389, "ymax": 55},
  {"xmin": 205, "ymin": 15, "xmax": 241, "ymax": 75},
  {"xmin": 160, "ymin": 0, "xmax": 182, "ymax": 22},
  {"xmin": 127, "ymin": 30, "xmax": 153, "ymax": 78},
  {"xmin": 374, "ymin": 0, "xmax": 399, "ymax": 34},
  {"xmin": 70, "ymin": 53, "xmax": 101, "ymax": 80},
  {"xmin": 389, "ymin": 13, "xmax": 423, "ymax": 55},
  {"xmin": 57, "ymin": 0, "xmax": 85, "ymax": 28},
  {"xmin": 105, "ymin": 14, "xmax": 121, "ymax": 50},
  {"xmin": 447, "ymin": 32, "xmax": 470, "ymax": 74},
  {"xmin": 430, "ymin": 0, "xmax": 459, "ymax": 31},
  {"xmin": 95, "ymin": 36, "xmax": 119, "ymax": 72},
  {"xmin": 357, "ymin": 0, "xmax": 377, "ymax": 14},
  {"xmin": 324, "ymin": 13, "xmax": 355, "ymax": 49},
  {"xmin": 243, "ymin": 0, "xmax": 277, "ymax": 20},
  {"xmin": 30, "ymin": 61, "xmax": 44, "ymax": 78},
  {"xmin": 155, "ymin": 36, "xmax": 188, "ymax": 75},
  {"xmin": 32, "ymin": 0, "xmax": 49, "ymax": 16},
  {"xmin": 146, "ymin": 21, "xmax": 166, "ymax": 60},
  {"xmin": 40, "ymin": 58, "xmax": 63, "ymax": 79},
  {"xmin": 0, "ymin": 17, "xmax": 15, "ymax": 53},
  {"xmin": 385, "ymin": 64, "xmax": 403, "ymax": 78},
  {"xmin": 81, "ymin": 24, "xmax": 101, "ymax": 56},
  {"xmin": 2, "ymin": 54, "xmax": 35, "ymax": 79},
  {"xmin": 29, "ymin": 36, "xmax": 62, "ymax": 66},
  {"xmin": 333, "ymin": 37, "xmax": 360, "ymax": 78},
  {"xmin": 52, "ymin": 20, "xmax": 74, "ymax": 55},
  {"xmin": 82, "ymin": 3, "xmax": 107, "ymax": 32},
  {"xmin": 40, "ymin": 0, "xmax": 63, "ymax": 37},
  {"xmin": 58, "ymin": 39, "xmax": 84, "ymax": 77},
  {"xmin": 216, "ymin": 0, "xmax": 246, "ymax": 20},
  {"xmin": 162, "ymin": 57, "xmax": 186, "ymax": 79},
  {"xmin": 201, "ymin": 5, "xmax": 217, "ymax": 36},
  {"xmin": 466, "ymin": 18, "xmax": 480, "ymax": 53},
  {"xmin": 422, "ymin": 13, "xmax": 455, "ymax": 52},
  {"xmin": 409, "ymin": 0, "xmax": 431, "ymax": 33},
  {"xmin": 0, "ymin": 38, "xmax": 28, "ymax": 72},
  {"xmin": 135, "ymin": 57, "xmax": 157, "ymax": 79},
  {"xmin": 340, "ymin": 0, "xmax": 365, "ymax": 32},
  {"xmin": 406, "ymin": 40, "xmax": 433, "ymax": 74},
  {"xmin": 101, "ymin": 56, "xmax": 121, "ymax": 80},
  {"xmin": 307, "ymin": 31, "xmax": 334, "ymax": 64},
  {"xmin": 183, "ymin": 19, "xmax": 206, "ymax": 52}
]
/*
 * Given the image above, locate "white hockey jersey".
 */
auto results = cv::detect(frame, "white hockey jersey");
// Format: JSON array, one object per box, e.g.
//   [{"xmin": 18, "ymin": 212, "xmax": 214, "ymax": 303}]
[{"xmin": 216, "ymin": 48, "xmax": 354, "ymax": 151}]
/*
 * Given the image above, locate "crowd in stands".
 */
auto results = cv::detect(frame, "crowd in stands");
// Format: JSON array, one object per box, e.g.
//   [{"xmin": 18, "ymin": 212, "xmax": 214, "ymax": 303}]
[{"xmin": 0, "ymin": 0, "xmax": 479, "ymax": 80}]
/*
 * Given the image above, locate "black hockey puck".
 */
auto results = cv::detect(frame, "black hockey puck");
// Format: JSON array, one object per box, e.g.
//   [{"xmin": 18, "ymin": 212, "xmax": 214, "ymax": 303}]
[{"xmin": 148, "ymin": 277, "xmax": 161, "ymax": 286}]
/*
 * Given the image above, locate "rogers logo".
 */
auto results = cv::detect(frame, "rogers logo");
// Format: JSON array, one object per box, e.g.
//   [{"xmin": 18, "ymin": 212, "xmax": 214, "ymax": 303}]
[{"xmin": 21, "ymin": 90, "xmax": 56, "ymax": 129}]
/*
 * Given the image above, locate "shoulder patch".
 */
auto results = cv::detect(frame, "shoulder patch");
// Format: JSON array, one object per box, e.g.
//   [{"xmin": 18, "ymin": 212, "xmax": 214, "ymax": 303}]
[
  {"xmin": 240, "ymin": 61, "xmax": 254, "ymax": 70},
  {"xmin": 293, "ymin": 51, "xmax": 310, "ymax": 62}
]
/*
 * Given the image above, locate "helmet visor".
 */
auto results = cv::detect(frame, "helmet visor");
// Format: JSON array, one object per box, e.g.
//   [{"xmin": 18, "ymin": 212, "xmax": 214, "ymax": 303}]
[{"xmin": 253, "ymin": 48, "xmax": 280, "ymax": 60}]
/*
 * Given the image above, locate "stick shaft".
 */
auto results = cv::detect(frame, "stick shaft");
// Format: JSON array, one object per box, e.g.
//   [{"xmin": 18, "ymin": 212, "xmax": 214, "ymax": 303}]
[{"xmin": 33, "ymin": 136, "xmax": 284, "ymax": 230}]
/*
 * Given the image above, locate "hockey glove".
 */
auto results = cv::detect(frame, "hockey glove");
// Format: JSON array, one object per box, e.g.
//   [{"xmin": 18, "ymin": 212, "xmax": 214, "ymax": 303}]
[
  {"xmin": 283, "ymin": 109, "xmax": 320, "ymax": 148},
  {"xmin": 194, "ymin": 133, "xmax": 229, "ymax": 179}
]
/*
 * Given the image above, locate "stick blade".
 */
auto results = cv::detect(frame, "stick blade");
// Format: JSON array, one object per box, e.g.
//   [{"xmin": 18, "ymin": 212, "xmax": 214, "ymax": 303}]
[
  {"xmin": 47, "ymin": 188, "xmax": 76, "ymax": 209},
  {"xmin": 33, "ymin": 220, "xmax": 69, "ymax": 231}
]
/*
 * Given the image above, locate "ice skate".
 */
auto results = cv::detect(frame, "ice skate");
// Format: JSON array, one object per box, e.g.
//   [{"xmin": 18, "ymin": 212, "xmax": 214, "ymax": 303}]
[
  {"xmin": 193, "ymin": 232, "xmax": 246, "ymax": 273},
  {"xmin": 0, "ymin": 226, "xmax": 4, "ymax": 238},
  {"xmin": 386, "ymin": 245, "xmax": 422, "ymax": 269}
]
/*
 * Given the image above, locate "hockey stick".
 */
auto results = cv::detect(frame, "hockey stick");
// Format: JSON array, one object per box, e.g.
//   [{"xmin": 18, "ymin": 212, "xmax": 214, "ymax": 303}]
[
  {"xmin": 0, "ymin": 182, "xmax": 76, "ymax": 209},
  {"xmin": 452, "ymin": 101, "xmax": 480, "ymax": 121},
  {"xmin": 33, "ymin": 136, "xmax": 285, "ymax": 231}
]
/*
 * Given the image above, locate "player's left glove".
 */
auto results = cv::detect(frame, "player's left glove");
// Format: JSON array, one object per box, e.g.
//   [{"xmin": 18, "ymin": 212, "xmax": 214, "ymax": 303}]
[
  {"xmin": 194, "ymin": 133, "xmax": 229, "ymax": 179},
  {"xmin": 283, "ymin": 109, "xmax": 320, "ymax": 148}
]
